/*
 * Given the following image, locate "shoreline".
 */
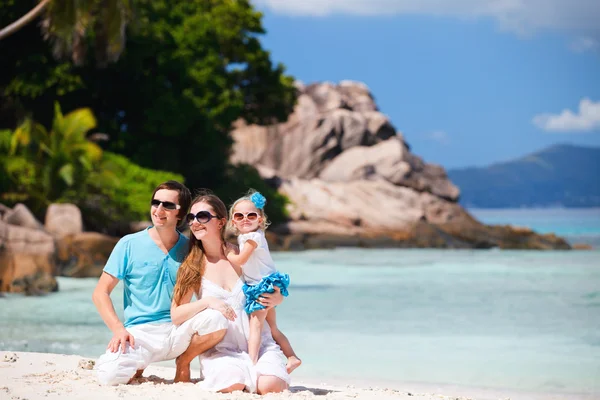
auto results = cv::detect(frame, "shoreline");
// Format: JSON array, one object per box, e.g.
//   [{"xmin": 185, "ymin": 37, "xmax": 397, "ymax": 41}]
[{"xmin": 1, "ymin": 351, "xmax": 597, "ymax": 400}]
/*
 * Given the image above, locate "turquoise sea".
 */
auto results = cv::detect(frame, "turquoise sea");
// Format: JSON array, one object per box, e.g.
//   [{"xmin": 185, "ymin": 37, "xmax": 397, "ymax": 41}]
[{"xmin": 1, "ymin": 208, "xmax": 599, "ymax": 397}]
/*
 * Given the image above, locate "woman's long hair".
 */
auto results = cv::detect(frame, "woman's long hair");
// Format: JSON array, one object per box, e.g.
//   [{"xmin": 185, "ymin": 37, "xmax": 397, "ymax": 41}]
[{"xmin": 172, "ymin": 191, "xmax": 228, "ymax": 305}]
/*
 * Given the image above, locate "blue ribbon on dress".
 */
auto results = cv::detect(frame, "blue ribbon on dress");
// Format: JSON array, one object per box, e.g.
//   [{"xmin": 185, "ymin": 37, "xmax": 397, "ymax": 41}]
[{"xmin": 243, "ymin": 271, "xmax": 290, "ymax": 314}]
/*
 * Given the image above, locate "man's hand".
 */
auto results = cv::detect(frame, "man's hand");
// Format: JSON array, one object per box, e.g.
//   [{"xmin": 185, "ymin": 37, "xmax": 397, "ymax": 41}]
[
  {"xmin": 108, "ymin": 327, "xmax": 135, "ymax": 353},
  {"xmin": 258, "ymin": 286, "xmax": 283, "ymax": 308}
]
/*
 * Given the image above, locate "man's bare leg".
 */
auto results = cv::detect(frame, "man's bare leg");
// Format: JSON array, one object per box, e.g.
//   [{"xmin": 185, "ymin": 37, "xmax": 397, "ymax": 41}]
[{"xmin": 174, "ymin": 329, "xmax": 226, "ymax": 383}]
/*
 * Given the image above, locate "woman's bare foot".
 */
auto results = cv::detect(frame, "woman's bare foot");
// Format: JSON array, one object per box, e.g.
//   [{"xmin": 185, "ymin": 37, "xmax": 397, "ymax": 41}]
[
  {"xmin": 286, "ymin": 356, "xmax": 302, "ymax": 374},
  {"xmin": 174, "ymin": 357, "xmax": 191, "ymax": 383},
  {"xmin": 126, "ymin": 369, "xmax": 145, "ymax": 384}
]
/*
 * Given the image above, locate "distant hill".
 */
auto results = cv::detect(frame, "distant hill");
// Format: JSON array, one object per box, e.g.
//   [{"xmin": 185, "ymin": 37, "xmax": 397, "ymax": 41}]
[{"xmin": 447, "ymin": 144, "xmax": 600, "ymax": 208}]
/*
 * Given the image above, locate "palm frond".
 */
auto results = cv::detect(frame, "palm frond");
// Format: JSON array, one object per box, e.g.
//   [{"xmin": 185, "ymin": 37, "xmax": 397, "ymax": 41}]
[
  {"xmin": 0, "ymin": 129, "xmax": 13, "ymax": 152},
  {"xmin": 62, "ymin": 107, "xmax": 97, "ymax": 141},
  {"xmin": 58, "ymin": 163, "xmax": 75, "ymax": 186}
]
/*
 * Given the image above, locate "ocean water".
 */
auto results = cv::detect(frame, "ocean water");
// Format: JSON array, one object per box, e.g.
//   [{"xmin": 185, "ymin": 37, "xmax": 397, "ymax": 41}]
[{"xmin": 1, "ymin": 208, "xmax": 599, "ymax": 396}]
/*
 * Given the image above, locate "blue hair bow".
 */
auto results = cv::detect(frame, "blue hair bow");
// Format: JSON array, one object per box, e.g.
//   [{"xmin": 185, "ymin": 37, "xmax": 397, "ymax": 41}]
[{"xmin": 251, "ymin": 192, "xmax": 266, "ymax": 209}]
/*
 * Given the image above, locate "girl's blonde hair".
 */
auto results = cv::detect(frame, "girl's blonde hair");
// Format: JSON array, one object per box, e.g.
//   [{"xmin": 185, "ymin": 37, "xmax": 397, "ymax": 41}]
[
  {"xmin": 228, "ymin": 189, "xmax": 270, "ymax": 234},
  {"xmin": 172, "ymin": 190, "xmax": 228, "ymax": 306}
]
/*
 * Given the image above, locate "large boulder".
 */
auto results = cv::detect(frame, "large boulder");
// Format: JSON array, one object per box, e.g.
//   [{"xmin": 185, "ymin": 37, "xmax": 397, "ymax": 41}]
[
  {"xmin": 0, "ymin": 202, "xmax": 121, "ymax": 294},
  {"xmin": 3, "ymin": 203, "xmax": 43, "ymax": 230},
  {"xmin": 231, "ymin": 88, "xmax": 401, "ymax": 180},
  {"xmin": 319, "ymin": 138, "xmax": 412, "ymax": 186},
  {"xmin": 230, "ymin": 81, "xmax": 570, "ymax": 250},
  {"xmin": 56, "ymin": 232, "xmax": 120, "ymax": 278},
  {"xmin": 45, "ymin": 203, "xmax": 83, "ymax": 238},
  {"xmin": 0, "ymin": 220, "xmax": 58, "ymax": 295}
]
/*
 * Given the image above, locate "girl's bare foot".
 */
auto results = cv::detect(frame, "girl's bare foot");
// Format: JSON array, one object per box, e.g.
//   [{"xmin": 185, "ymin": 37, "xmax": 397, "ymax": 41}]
[{"xmin": 286, "ymin": 356, "xmax": 302, "ymax": 374}]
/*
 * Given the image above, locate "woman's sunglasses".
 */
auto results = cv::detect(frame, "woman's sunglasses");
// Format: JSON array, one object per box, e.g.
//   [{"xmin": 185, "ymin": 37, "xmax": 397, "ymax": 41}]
[
  {"xmin": 151, "ymin": 199, "xmax": 181, "ymax": 210},
  {"xmin": 232, "ymin": 212, "xmax": 259, "ymax": 222},
  {"xmin": 186, "ymin": 211, "xmax": 219, "ymax": 225}
]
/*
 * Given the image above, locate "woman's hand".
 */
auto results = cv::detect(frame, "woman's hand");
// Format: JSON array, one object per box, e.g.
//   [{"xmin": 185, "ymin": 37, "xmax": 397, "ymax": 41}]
[
  {"xmin": 258, "ymin": 286, "xmax": 283, "ymax": 309},
  {"xmin": 108, "ymin": 327, "xmax": 135, "ymax": 353},
  {"xmin": 208, "ymin": 297, "xmax": 237, "ymax": 321}
]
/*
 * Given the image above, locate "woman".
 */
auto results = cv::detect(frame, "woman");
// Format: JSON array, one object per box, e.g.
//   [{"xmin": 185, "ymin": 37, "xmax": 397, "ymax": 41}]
[{"xmin": 171, "ymin": 191, "xmax": 290, "ymax": 394}]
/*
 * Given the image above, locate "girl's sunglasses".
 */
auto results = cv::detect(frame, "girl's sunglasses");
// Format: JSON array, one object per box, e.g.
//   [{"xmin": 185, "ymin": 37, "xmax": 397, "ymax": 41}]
[
  {"xmin": 232, "ymin": 212, "xmax": 259, "ymax": 222},
  {"xmin": 186, "ymin": 211, "xmax": 218, "ymax": 225},
  {"xmin": 151, "ymin": 199, "xmax": 181, "ymax": 210}
]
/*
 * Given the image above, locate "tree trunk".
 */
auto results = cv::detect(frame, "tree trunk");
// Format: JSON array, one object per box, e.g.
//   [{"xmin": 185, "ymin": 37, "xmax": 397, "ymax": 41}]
[{"xmin": 0, "ymin": 0, "xmax": 51, "ymax": 41}]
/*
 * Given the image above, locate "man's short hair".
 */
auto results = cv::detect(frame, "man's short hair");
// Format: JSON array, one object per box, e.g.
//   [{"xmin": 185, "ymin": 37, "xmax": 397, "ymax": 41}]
[{"xmin": 151, "ymin": 180, "xmax": 192, "ymax": 221}]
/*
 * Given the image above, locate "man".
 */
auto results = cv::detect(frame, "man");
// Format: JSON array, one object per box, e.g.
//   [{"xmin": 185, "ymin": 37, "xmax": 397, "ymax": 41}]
[{"xmin": 92, "ymin": 180, "xmax": 227, "ymax": 385}]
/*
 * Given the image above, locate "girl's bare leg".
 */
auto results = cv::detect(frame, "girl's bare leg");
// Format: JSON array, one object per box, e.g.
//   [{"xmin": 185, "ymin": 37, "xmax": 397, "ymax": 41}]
[
  {"xmin": 266, "ymin": 308, "xmax": 302, "ymax": 373},
  {"xmin": 249, "ymin": 309, "xmax": 268, "ymax": 364}
]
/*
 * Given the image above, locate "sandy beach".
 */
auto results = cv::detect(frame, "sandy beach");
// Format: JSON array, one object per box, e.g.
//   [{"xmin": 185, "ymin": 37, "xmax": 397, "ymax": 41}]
[{"xmin": 1, "ymin": 351, "xmax": 596, "ymax": 400}]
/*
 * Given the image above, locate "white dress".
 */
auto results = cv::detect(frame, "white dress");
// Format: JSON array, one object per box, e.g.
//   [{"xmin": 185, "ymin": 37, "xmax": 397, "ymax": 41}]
[
  {"xmin": 197, "ymin": 277, "xmax": 290, "ymax": 392},
  {"xmin": 238, "ymin": 230, "xmax": 276, "ymax": 285}
]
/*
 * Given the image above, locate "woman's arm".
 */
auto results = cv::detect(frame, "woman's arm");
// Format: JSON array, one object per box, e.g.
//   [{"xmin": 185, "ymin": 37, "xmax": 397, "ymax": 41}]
[
  {"xmin": 171, "ymin": 288, "xmax": 213, "ymax": 326},
  {"xmin": 226, "ymin": 240, "xmax": 258, "ymax": 267},
  {"xmin": 171, "ymin": 289, "xmax": 238, "ymax": 326}
]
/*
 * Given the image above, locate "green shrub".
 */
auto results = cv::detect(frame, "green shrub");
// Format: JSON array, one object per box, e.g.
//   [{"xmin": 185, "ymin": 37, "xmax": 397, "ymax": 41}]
[
  {"xmin": 81, "ymin": 152, "xmax": 185, "ymax": 234},
  {"xmin": 216, "ymin": 163, "xmax": 289, "ymax": 226}
]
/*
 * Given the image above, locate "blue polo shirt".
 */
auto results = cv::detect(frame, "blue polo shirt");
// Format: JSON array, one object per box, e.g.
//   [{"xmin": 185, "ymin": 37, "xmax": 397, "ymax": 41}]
[{"xmin": 103, "ymin": 227, "xmax": 189, "ymax": 327}]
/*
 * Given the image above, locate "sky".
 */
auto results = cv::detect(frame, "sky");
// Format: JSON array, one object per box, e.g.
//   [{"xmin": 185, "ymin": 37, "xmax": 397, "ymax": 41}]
[{"xmin": 252, "ymin": 0, "xmax": 600, "ymax": 169}]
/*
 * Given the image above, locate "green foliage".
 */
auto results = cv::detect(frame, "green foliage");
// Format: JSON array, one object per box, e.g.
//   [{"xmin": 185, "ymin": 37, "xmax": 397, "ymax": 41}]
[
  {"xmin": 1, "ymin": 0, "xmax": 296, "ymax": 226},
  {"xmin": 1, "ymin": 102, "xmax": 102, "ymax": 210},
  {"xmin": 92, "ymin": 151, "xmax": 184, "ymax": 221},
  {"xmin": 2, "ymin": 0, "xmax": 131, "ymax": 66},
  {"xmin": 0, "ymin": 104, "xmax": 185, "ymax": 232},
  {"xmin": 216, "ymin": 163, "xmax": 288, "ymax": 226}
]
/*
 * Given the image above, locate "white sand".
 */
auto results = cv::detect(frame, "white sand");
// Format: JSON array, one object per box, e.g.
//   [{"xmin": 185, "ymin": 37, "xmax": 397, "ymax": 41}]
[{"xmin": 0, "ymin": 351, "xmax": 595, "ymax": 400}]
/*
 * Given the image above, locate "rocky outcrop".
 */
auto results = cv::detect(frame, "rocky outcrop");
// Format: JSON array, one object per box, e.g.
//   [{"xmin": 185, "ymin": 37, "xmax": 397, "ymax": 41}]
[
  {"xmin": 0, "ymin": 219, "xmax": 57, "ymax": 295},
  {"xmin": 0, "ymin": 203, "xmax": 119, "ymax": 294},
  {"xmin": 3, "ymin": 204, "xmax": 44, "ymax": 231},
  {"xmin": 231, "ymin": 81, "xmax": 570, "ymax": 250},
  {"xmin": 56, "ymin": 232, "xmax": 119, "ymax": 278},
  {"xmin": 45, "ymin": 203, "xmax": 83, "ymax": 238}
]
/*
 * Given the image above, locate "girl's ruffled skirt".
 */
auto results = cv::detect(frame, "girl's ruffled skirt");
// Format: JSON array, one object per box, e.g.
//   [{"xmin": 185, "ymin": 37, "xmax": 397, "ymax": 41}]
[{"xmin": 243, "ymin": 272, "xmax": 290, "ymax": 314}]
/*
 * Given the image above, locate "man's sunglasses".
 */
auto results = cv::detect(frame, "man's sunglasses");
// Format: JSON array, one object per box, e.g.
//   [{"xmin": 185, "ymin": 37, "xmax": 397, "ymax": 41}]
[
  {"xmin": 186, "ymin": 211, "xmax": 219, "ymax": 225},
  {"xmin": 232, "ymin": 212, "xmax": 259, "ymax": 222},
  {"xmin": 151, "ymin": 199, "xmax": 181, "ymax": 210}
]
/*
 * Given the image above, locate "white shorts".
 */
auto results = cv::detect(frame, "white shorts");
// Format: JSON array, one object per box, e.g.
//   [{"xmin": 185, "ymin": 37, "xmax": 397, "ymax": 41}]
[{"xmin": 95, "ymin": 309, "xmax": 228, "ymax": 385}]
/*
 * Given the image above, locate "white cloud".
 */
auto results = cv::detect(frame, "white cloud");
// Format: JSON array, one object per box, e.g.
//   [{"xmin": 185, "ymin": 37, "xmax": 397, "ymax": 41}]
[
  {"xmin": 570, "ymin": 36, "xmax": 599, "ymax": 53},
  {"xmin": 254, "ymin": 0, "xmax": 600, "ymax": 41},
  {"xmin": 533, "ymin": 98, "xmax": 600, "ymax": 132},
  {"xmin": 426, "ymin": 130, "xmax": 450, "ymax": 144}
]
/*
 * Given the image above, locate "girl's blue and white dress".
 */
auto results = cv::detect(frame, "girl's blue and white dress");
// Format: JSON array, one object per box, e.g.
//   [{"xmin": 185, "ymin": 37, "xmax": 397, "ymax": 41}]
[{"xmin": 238, "ymin": 230, "xmax": 290, "ymax": 314}]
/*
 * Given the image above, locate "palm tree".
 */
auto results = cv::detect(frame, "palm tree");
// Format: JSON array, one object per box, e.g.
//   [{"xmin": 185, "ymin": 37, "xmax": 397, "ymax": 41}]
[
  {"xmin": 0, "ymin": 0, "xmax": 131, "ymax": 66},
  {"xmin": 2, "ymin": 103, "xmax": 104, "ymax": 209}
]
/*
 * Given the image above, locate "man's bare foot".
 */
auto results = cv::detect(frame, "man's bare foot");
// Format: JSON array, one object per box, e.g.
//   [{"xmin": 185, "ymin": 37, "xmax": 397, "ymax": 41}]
[
  {"xmin": 174, "ymin": 357, "xmax": 191, "ymax": 383},
  {"xmin": 286, "ymin": 356, "xmax": 302, "ymax": 374}
]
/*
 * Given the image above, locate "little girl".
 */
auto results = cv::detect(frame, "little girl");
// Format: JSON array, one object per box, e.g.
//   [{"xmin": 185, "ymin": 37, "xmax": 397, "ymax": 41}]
[{"xmin": 226, "ymin": 190, "xmax": 301, "ymax": 374}]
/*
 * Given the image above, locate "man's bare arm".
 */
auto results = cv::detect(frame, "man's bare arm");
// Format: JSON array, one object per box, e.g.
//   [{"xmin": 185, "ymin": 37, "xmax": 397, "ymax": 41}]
[{"xmin": 92, "ymin": 272, "xmax": 134, "ymax": 352}]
